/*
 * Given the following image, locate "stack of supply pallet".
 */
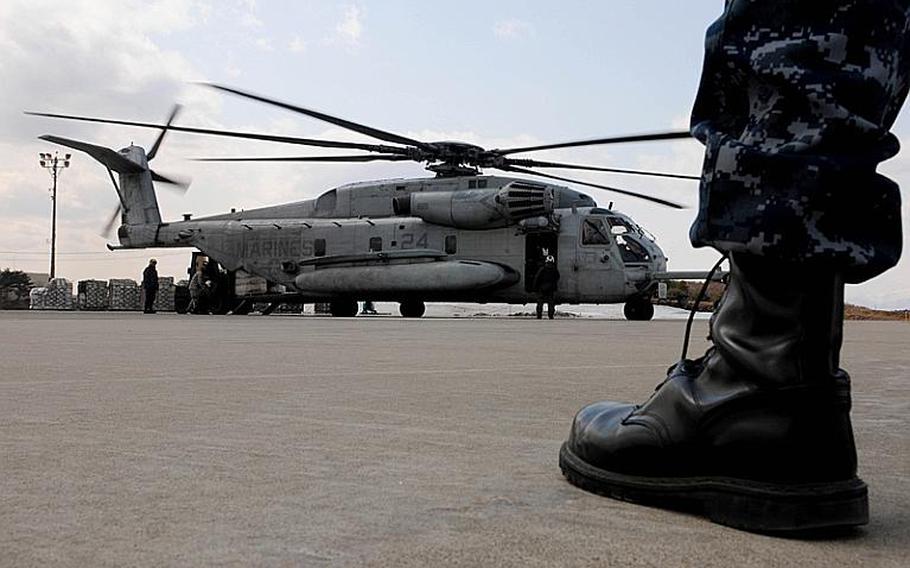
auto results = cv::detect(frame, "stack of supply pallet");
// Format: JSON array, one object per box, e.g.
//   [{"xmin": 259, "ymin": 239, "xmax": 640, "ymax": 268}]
[
  {"xmin": 29, "ymin": 287, "xmax": 48, "ymax": 310},
  {"xmin": 77, "ymin": 280, "xmax": 109, "ymax": 310},
  {"xmin": 154, "ymin": 276, "xmax": 176, "ymax": 312},
  {"xmin": 45, "ymin": 278, "xmax": 75, "ymax": 310},
  {"xmin": 109, "ymin": 279, "xmax": 140, "ymax": 311}
]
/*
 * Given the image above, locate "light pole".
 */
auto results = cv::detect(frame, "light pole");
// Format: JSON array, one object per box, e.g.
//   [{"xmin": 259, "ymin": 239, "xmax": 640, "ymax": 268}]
[{"xmin": 38, "ymin": 151, "xmax": 71, "ymax": 279}]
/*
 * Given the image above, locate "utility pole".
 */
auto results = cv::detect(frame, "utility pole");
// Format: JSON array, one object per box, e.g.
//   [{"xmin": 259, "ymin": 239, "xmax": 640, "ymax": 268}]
[{"xmin": 38, "ymin": 151, "xmax": 71, "ymax": 279}]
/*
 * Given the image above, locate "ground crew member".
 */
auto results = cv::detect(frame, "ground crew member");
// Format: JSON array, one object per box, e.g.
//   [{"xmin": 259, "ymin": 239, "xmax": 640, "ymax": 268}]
[
  {"xmin": 188, "ymin": 269, "xmax": 207, "ymax": 314},
  {"xmin": 533, "ymin": 255, "xmax": 559, "ymax": 320},
  {"xmin": 560, "ymin": 0, "xmax": 910, "ymax": 533},
  {"xmin": 141, "ymin": 259, "xmax": 158, "ymax": 314}
]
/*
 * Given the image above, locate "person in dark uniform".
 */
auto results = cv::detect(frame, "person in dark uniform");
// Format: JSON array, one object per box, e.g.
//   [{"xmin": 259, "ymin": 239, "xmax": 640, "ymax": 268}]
[
  {"xmin": 560, "ymin": 1, "xmax": 910, "ymax": 533},
  {"xmin": 532, "ymin": 255, "xmax": 560, "ymax": 320},
  {"xmin": 141, "ymin": 258, "xmax": 159, "ymax": 314}
]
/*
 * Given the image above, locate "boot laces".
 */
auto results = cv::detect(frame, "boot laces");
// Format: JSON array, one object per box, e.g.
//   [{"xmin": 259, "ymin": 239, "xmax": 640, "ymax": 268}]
[
  {"xmin": 627, "ymin": 254, "xmax": 728, "ymax": 415},
  {"xmin": 680, "ymin": 253, "xmax": 728, "ymax": 362}
]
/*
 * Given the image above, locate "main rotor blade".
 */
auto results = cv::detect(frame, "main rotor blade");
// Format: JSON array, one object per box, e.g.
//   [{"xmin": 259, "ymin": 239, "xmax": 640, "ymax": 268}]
[
  {"xmin": 147, "ymin": 104, "xmax": 181, "ymax": 161},
  {"xmin": 495, "ymin": 130, "xmax": 692, "ymax": 156},
  {"xmin": 26, "ymin": 111, "xmax": 411, "ymax": 154},
  {"xmin": 102, "ymin": 204, "xmax": 122, "ymax": 237},
  {"xmin": 498, "ymin": 165, "xmax": 685, "ymax": 209},
  {"xmin": 504, "ymin": 158, "xmax": 700, "ymax": 180},
  {"xmin": 204, "ymin": 83, "xmax": 435, "ymax": 151},
  {"xmin": 193, "ymin": 154, "xmax": 411, "ymax": 163}
]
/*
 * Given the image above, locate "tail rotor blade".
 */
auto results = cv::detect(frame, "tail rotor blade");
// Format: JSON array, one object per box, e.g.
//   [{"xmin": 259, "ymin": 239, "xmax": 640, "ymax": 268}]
[
  {"xmin": 147, "ymin": 104, "xmax": 182, "ymax": 161},
  {"xmin": 101, "ymin": 204, "xmax": 123, "ymax": 237},
  {"xmin": 150, "ymin": 169, "xmax": 190, "ymax": 192}
]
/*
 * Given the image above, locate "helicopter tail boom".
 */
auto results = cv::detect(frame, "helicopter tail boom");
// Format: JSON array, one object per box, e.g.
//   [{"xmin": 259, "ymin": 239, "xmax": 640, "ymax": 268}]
[{"xmin": 37, "ymin": 134, "xmax": 188, "ymax": 247}]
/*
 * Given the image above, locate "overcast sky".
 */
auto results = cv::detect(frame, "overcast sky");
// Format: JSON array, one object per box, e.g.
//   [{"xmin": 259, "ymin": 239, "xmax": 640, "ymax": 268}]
[{"xmin": 1, "ymin": 1, "xmax": 909, "ymax": 309}]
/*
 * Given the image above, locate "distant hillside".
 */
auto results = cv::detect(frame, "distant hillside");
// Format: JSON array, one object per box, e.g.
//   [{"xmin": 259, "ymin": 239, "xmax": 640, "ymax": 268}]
[
  {"xmin": 844, "ymin": 304, "xmax": 910, "ymax": 321},
  {"xmin": 656, "ymin": 280, "xmax": 909, "ymax": 321}
]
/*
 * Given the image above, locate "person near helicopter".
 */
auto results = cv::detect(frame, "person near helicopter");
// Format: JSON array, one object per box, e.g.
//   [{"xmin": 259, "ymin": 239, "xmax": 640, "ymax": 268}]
[
  {"xmin": 187, "ymin": 268, "xmax": 210, "ymax": 314},
  {"xmin": 532, "ymin": 255, "xmax": 560, "ymax": 320},
  {"xmin": 141, "ymin": 258, "xmax": 158, "ymax": 314}
]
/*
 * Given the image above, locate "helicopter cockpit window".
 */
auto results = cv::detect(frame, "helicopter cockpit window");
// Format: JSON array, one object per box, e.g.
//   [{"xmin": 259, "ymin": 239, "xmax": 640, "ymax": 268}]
[
  {"xmin": 445, "ymin": 235, "xmax": 457, "ymax": 254},
  {"xmin": 369, "ymin": 237, "xmax": 382, "ymax": 252},
  {"xmin": 582, "ymin": 217, "xmax": 611, "ymax": 246},
  {"xmin": 615, "ymin": 235, "xmax": 650, "ymax": 263},
  {"xmin": 315, "ymin": 189, "xmax": 337, "ymax": 212},
  {"xmin": 606, "ymin": 216, "xmax": 635, "ymax": 235},
  {"xmin": 314, "ymin": 238, "xmax": 326, "ymax": 257}
]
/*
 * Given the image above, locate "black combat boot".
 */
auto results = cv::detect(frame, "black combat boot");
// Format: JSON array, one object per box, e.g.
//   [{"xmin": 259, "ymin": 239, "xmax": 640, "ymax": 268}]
[{"xmin": 559, "ymin": 253, "xmax": 867, "ymax": 533}]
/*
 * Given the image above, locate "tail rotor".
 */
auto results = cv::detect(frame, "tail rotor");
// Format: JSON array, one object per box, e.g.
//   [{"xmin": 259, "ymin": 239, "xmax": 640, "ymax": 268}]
[
  {"xmin": 147, "ymin": 104, "xmax": 181, "ymax": 161},
  {"xmin": 35, "ymin": 104, "xmax": 190, "ymax": 236}
]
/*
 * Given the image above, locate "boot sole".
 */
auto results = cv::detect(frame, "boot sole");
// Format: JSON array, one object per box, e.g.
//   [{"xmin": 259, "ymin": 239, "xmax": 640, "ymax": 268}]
[{"xmin": 559, "ymin": 442, "xmax": 868, "ymax": 534}]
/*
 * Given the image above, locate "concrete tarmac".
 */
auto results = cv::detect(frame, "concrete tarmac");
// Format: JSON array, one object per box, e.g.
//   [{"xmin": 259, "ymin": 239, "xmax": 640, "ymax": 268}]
[{"xmin": 1, "ymin": 312, "xmax": 908, "ymax": 567}]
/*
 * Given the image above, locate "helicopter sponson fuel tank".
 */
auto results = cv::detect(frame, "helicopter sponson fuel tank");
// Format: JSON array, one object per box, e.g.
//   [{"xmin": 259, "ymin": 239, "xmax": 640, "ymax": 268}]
[{"xmin": 294, "ymin": 250, "xmax": 519, "ymax": 297}]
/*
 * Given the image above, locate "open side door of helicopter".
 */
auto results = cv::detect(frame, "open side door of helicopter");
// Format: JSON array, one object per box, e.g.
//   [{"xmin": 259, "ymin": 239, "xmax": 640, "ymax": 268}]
[{"xmin": 524, "ymin": 232, "xmax": 558, "ymax": 293}]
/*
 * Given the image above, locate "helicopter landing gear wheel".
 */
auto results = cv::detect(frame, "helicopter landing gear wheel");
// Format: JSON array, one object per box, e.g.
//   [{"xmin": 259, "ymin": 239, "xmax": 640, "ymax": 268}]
[
  {"xmin": 329, "ymin": 299, "xmax": 358, "ymax": 317},
  {"xmin": 399, "ymin": 300, "xmax": 426, "ymax": 318},
  {"xmin": 623, "ymin": 298, "xmax": 654, "ymax": 321}
]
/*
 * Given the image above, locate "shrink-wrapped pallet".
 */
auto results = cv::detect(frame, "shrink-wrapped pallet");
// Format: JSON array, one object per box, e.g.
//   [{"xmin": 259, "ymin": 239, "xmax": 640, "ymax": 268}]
[
  {"xmin": 109, "ymin": 279, "xmax": 140, "ymax": 311},
  {"xmin": 29, "ymin": 287, "xmax": 48, "ymax": 310},
  {"xmin": 45, "ymin": 278, "xmax": 75, "ymax": 310},
  {"xmin": 77, "ymin": 279, "xmax": 109, "ymax": 310},
  {"xmin": 153, "ymin": 276, "xmax": 176, "ymax": 312}
]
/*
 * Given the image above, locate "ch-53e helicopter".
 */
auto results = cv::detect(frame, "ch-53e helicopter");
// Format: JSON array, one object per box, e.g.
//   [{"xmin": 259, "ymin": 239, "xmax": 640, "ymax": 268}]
[{"xmin": 29, "ymin": 84, "xmax": 710, "ymax": 319}]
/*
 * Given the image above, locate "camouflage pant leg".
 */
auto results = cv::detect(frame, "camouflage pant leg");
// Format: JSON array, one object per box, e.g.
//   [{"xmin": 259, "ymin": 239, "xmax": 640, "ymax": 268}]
[{"xmin": 690, "ymin": 0, "xmax": 910, "ymax": 283}]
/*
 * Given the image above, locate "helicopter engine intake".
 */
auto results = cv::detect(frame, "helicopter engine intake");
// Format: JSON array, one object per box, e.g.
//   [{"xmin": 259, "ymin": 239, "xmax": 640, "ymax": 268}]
[{"xmin": 408, "ymin": 183, "xmax": 554, "ymax": 230}]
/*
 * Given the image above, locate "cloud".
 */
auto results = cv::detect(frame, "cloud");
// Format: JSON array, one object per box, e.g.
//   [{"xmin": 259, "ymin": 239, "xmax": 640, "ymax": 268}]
[
  {"xmin": 335, "ymin": 5, "xmax": 364, "ymax": 46},
  {"xmin": 289, "ymin": 36, "xmax": 307, "ymax": 54},
  {"xmin": 224, "ymin": 63, "xmax": 243, "ymax": 78},
  {"xmin": 255, "ymin": 37, "xmax": 274, "ymax": 51},
  {"xmin": 237, "ymin": 0, "xmax": 263, "ymax": 28},
  {"xmin": 493, "ymin": 19, "xmax": 535, "ymax": 40},
  {"xmin": 0, "ymin": 0, "xmax": 221, "ymax": 282}
]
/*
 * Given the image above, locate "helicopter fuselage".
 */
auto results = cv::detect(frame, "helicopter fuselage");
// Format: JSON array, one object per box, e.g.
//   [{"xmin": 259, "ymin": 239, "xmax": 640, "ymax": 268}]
[{"xmin": 122, "ymin": 175, "xmax": 668, "ymax": 308}]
